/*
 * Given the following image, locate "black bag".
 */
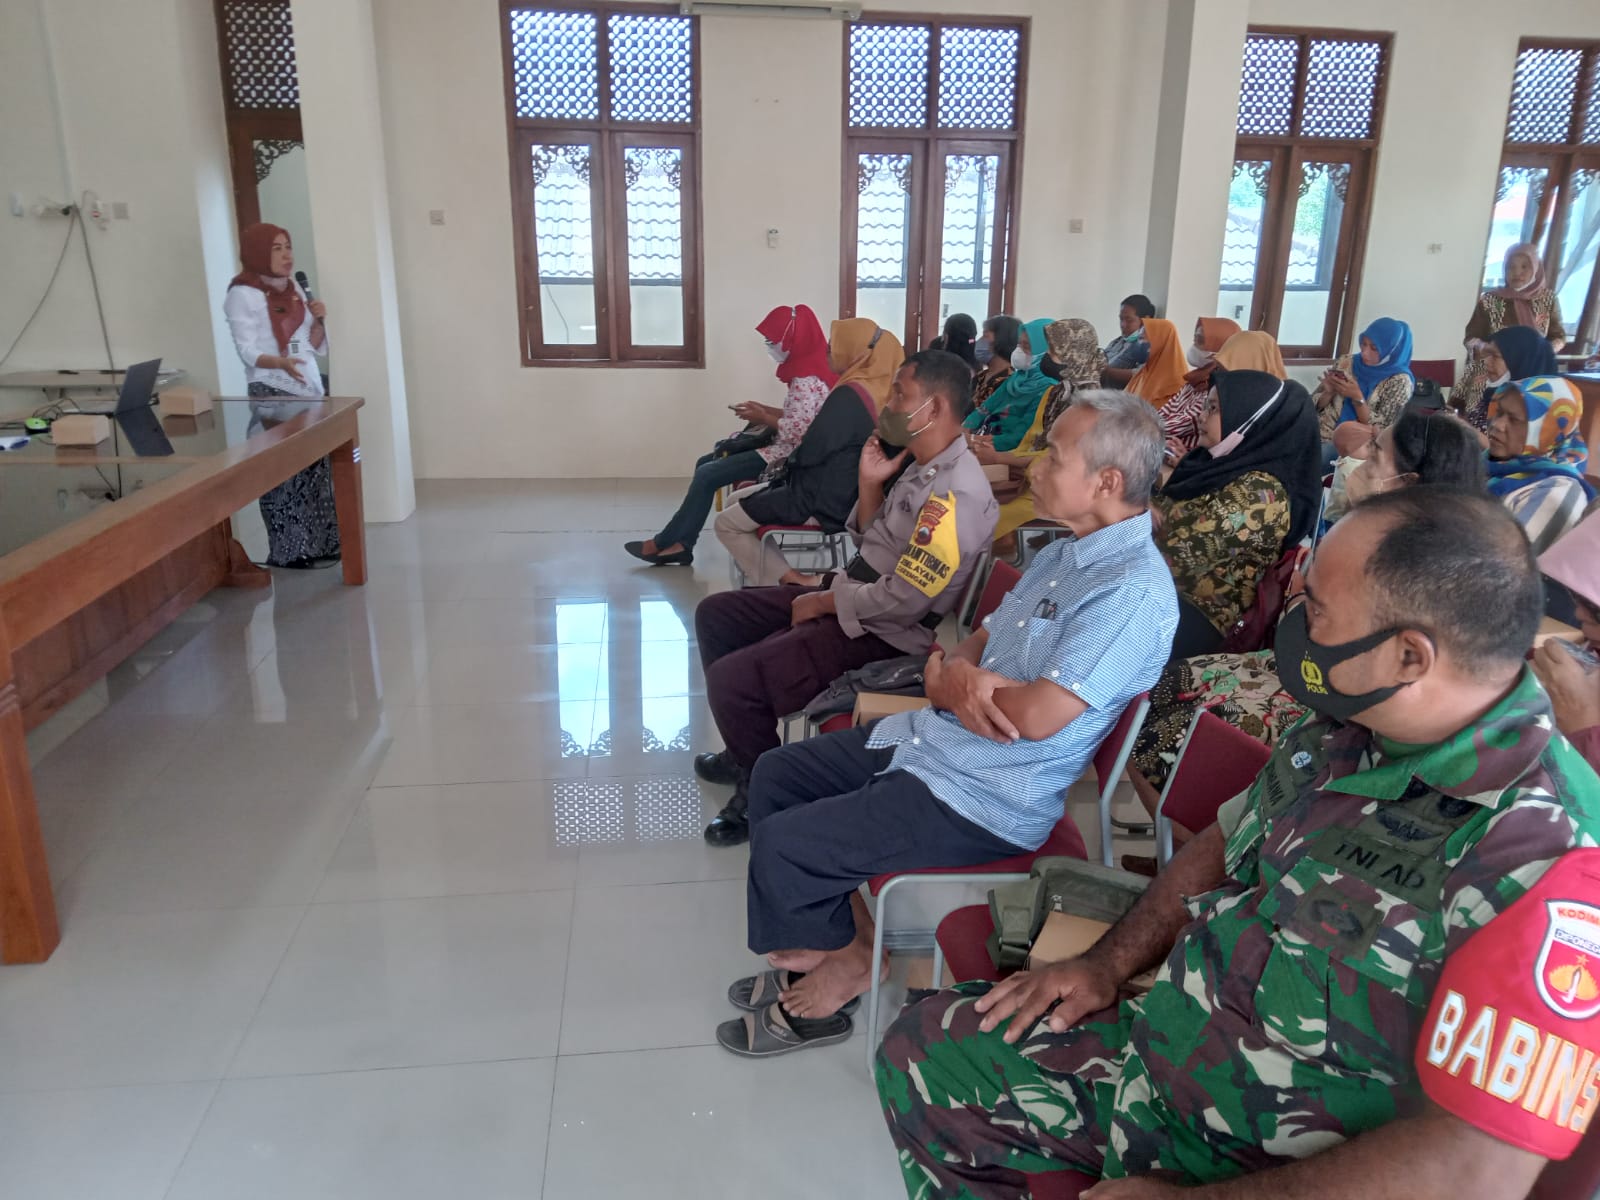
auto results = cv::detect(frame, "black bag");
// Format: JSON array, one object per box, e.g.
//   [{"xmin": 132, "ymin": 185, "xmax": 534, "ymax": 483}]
[
  {"xmin": 712, "ymin": 424, "xmax": 776, "ymax": 459},
  {"xmin": 1402, "ymin": 377, "xmax": 1446, "ymax": 415},
  {"xmin": 801, "ymin": 654, "xmax": 929, "ymax": 721}
]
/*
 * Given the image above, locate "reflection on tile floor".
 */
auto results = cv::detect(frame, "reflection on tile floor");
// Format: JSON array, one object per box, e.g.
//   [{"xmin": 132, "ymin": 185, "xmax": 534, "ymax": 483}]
[{"xmin": 6, "ymin": 479, "xmax": 1154, "ymax": 1197}]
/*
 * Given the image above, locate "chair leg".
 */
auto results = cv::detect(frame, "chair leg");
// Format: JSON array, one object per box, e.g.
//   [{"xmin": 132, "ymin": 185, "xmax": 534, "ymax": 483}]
[
  {"xmin": 930, "ymin": 942, "xmax": 945, "ymax": 990},
  {"xmin": 865, "ymin": 883, "xmax": 893, "ymax": 1072},
  {"xmin": 1098, "ymin": 786, "xmax": 1115, "ymax": 869}
]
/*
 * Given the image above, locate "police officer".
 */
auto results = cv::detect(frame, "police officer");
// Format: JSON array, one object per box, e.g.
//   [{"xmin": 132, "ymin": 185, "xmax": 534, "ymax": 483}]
[{"xmin": 694, "ymin": 349, "xmax": 998, "ymax": 847}]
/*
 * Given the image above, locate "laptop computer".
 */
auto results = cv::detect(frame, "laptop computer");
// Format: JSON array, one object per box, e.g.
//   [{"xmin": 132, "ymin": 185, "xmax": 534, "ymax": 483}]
[
  {"xmin": 74, "ymin": 358, "xmax": 163, "ymax": 415},
  {"xmin": 98, "ymin": 358, "xmax": 174, "ymax": 455}
]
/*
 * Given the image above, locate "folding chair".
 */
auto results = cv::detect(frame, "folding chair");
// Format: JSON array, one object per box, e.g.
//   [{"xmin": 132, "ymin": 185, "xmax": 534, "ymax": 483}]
[
  {"xmin": 859, "ymin": 692, "xmax": 1148, "ymax": 1068},
  {"xmin": 1154, "ymin": 708, "xmax": 1273, "ymax": 865},
  {"xmin": 729, "ymin": 524, "xmax": 852, "ymax": 588},
  {"xmin": 932, "ymin": 707, "xmax": 1268, "ymax": 989}
]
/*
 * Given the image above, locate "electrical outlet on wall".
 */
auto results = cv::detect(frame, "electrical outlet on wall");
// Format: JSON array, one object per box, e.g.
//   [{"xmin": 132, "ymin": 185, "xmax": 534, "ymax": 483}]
[
  {"xmin": 112, "ymin": 202, "xmax": 129, "ymax": 220},
  {"xmin": 428, "ymin": 209, "xmax": 445, "ymax": 226},
  {"xmin": 1068, "ymin": 218, "xmax": 1085, "ymax": 234}
]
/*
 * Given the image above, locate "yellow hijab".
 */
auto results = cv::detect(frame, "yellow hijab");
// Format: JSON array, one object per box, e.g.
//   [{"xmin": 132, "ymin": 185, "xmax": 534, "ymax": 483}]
[
  {"xmin": 1213, "ymin": 330, "xmax": 1288, "ymax": 378},
  {"xmin": 1127, "ymin": 318, "xmax": 1187, "ymax": 408},
  {"xmin": 830, "ymin": 318, "xmax": 905, "ymax": 412}
]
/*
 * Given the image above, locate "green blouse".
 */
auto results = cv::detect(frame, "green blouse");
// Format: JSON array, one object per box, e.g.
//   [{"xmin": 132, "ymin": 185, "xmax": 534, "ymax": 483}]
[{"xmin": 1154, "ymin": 470, "xmax": 1291, "ymax": 637}]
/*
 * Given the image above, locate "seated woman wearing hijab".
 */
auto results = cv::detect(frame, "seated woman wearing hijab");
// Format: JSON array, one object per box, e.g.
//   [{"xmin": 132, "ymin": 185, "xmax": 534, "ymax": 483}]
[
  {"xmin": 713, "ymin": 318, "xmax": 905, "ymax": 586},
  {"xmin": 626, "ymin": 304, "xmax": 836, "ymax": 567},
  {"xmin": 1155, "ymin": 369, "xmax": 1322, "ymax": 661},
  {"xmin": 1457, "ymin": 241, "xmax": 1567, "ymax": 408},
  {"xmin": 970, "ymin": 318, "xmax": 1106, "ymax": 546},
  {"xmin": 1531, "ymin": 511, "xmax": 1600, "ymax": 772},
  {"xmin": 962, "ymin": 317, "xmax": 1055, "ymax": 452},
  {"xmin": 1158, "ymin": 319, "xmax": 1269, "ymax": 464},
  {"xmin": 1457, "ymin": 324, "xmax": 1560, "ymax": 432},
  {"xmin": 1124, "ymin": 317, "xmax": 1187, "ymax": 411},
  {"xmin": 1125, "ymin": 409, "xmax": 1487, "ymax": 874},
  {"xmin": 929, "ymin": 313, "xmax": 979, "ymax": 372},
  {"xmin": 1312, "ymin": 317, "xmax": 1414, "ymax": 464},
  {"xmin": 1486, "ymin": 375, "xmax": 1595, "ymax": 555},
  {"xmin": 971, "ymin": 314, "xmax": 1021, "ymax": 410}
]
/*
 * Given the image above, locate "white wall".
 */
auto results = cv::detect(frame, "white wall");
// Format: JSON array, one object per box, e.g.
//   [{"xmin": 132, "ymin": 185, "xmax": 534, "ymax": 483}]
[
  {"xmin": 0, "ymin": 0, "xmax": 241, "ymax": 396},
  {"xmin": 1245, "ymin": 0, "xmax": 1600, "ymax": 362},
  {"xmin": 374, "ymin": 0, "xmax": 1165, "ymax": 480}
]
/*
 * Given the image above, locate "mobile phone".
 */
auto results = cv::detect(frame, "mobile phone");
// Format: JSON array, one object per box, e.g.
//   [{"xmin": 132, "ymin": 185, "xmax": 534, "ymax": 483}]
[{"xmin": 1554, "ymin": 638, "xmax": 1600, "ymax": 672}]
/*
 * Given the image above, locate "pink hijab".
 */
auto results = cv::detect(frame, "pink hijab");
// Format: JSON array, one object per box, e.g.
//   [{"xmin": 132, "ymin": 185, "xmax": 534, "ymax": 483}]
[
  {"xmin": 1489, "ymin": 242, "xmax": 1550, "ymax": 329},
  {"xmin": 1540, "ymin": 509, "xmax": 1600, "ymax": 612}
]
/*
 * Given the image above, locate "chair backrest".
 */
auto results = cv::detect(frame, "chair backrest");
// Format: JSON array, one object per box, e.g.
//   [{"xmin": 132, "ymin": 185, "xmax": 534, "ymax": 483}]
[
  {"xmin": 1160, "ymin": 709, "xmax": 1273, "ymax": 835},
  {"xmin": 1091, "ymin": 692, "xmax": 1150, "ymax": 785},
  {"xmin": 1411, "ymin": 358, "xmax": 1457, "ymax": 390},
  {"xmin": 971, "ymin": 560, "xmax": 1022, "ymax": 630}
]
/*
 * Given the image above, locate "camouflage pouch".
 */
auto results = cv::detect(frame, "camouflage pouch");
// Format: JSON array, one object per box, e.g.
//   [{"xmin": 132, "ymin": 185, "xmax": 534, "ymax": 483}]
[{"xmin": 987, "ymin": 857, "xmax": 1151, "ymax": 972}]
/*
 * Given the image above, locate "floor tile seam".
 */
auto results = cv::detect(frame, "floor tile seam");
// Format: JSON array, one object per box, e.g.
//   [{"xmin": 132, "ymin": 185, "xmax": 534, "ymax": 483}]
[
  {"xmin": 157, "ymin": 1077, "xmax": 224, "ymax": 1200},
  {"xmin": 215, "ymin": 1052, "xmax": 560, "ymax": 1085}
]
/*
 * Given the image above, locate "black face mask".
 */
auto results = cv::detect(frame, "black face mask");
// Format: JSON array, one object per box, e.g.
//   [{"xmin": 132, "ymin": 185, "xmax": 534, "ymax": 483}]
[
  {"xmin": 1040, "ymin": 355, "xmax": 1065, "ymax": 382},
  {"xmin": 1275, "ymin": 602, "xmax": 1410, "ymax": 724}
]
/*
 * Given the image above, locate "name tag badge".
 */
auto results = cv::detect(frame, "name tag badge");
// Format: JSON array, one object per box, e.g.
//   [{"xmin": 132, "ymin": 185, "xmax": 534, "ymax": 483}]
[{"xmin": 288, "ymin": 338, "xmax": 301, "ymax": 356}]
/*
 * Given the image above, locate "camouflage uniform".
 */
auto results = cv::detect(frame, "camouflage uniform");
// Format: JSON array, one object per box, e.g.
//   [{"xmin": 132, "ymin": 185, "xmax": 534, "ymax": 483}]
[{"xmin": 877, "ymin": 668, "xmax": 1600, "ymax": 1197}]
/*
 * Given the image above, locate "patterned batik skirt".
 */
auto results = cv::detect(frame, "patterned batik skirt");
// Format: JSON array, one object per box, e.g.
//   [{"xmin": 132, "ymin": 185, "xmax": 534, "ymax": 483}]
[{"xmin": 248, "ymin": 383, "xmax": 341, "ymax": 566}]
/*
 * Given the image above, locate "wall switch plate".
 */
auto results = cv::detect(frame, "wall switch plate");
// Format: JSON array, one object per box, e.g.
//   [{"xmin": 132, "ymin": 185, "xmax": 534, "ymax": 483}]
[
  {"xmin": 8, "ymin": 193, "xmax": 23, "ymax": 217},
  {"xmin": 112, "ymin": 202, "xmax": 129, "ymax": 220},
  {"xmin": 1068, "ymin": 218, "xmax": 1085, "ymax": 234},
  {"xmin": 766, "ymin": 227, "xmax": 779, "ymax": 248},
  {"xmin": 428, "ymin": 209, "xmax": 445, "ymax": 225}
]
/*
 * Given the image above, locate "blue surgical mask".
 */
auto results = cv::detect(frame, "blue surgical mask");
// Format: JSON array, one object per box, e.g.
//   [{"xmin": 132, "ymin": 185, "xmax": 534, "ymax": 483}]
[{"xmin": 974, "ymin": 339, "xmax": 995, "ymax": 366}]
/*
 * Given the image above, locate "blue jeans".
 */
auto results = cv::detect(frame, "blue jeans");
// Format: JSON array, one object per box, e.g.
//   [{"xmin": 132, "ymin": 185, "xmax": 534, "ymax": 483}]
[{"xmin": 656, "ymin": 449, "xmax": 766, "ymax": 552}]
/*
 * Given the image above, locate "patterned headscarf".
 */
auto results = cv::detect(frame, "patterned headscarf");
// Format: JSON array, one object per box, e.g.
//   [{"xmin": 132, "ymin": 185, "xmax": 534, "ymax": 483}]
[
  {"xmin": 1489, "ymin": 242, "xmax": 1550, "ymax": 329},
  {"xmin": 1183, "ymin": 317, "xmax": 1242, "ymax": 386},
  {"xmin": 1032, "ymin": 319, "xmax": 1106, "ymax": 450},
  {"xmin": 1486, "ymin": 376, "xmax": 1595, "ymax": 501}
]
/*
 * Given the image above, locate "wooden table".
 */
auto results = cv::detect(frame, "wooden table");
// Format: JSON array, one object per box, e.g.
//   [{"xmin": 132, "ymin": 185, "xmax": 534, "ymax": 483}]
[{"xmin": 0, "ymin": 396, "xmax": 366, "ymax": 963}]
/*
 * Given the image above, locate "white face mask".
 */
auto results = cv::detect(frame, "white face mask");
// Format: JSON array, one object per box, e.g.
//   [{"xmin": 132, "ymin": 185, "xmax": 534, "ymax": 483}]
[
  {"xmin": 1010, "ymin": 347, "xmax": 1033, "ymax": 371},
  {"xmin": 765, "ymin": 341, "xmax": 788, "ymax": 364},
  {"xmin": 1489, "ymin": 370, "xmax": 1510, "ymax": 387},
  {"xmin": 1344, "ymin": 458, "xmax": 1404, "ymax": 504},
  {"xmin": 1186, "ymin": 344, "xmax": 1213, "ymax": 369}
]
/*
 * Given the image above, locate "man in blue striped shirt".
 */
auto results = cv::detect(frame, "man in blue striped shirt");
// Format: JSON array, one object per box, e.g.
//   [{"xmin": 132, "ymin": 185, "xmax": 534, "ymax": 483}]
[{"xmin": 717, "ymin": 390, "xmax": 1179, "ymax": 1057}]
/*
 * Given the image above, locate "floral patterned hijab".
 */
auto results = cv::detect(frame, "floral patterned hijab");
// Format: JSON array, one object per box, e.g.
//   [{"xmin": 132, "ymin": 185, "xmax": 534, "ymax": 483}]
[
  {"xmin": 1031, "ymin": 319, "xmax": 1106, "ymax": 450},
  {"xmin": 1486, "ymin": 376, "xmax": 1594, "ymax": 501}
]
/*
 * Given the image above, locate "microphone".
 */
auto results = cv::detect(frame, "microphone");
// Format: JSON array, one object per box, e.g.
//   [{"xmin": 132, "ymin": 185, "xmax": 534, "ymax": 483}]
[{"xmin": 294, "ymin": 270, "xmax": 314, "ymax": 301}]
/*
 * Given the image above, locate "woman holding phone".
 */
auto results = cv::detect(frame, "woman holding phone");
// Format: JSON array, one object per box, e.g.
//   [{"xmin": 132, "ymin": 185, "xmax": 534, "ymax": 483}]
[{"xmin": 223, "ymin": 222, "xmax": 338, "ymax": 569}]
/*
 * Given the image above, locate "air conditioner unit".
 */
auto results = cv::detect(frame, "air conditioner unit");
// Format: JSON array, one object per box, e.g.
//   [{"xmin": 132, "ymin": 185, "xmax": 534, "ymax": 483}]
[{"xmin": 679, "ymin": 1, "xmax": 861, "ymax": 19}]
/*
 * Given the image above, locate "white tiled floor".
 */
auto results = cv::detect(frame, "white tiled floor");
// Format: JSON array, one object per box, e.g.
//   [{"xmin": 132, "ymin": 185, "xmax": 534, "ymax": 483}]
[{"xmin": 7, "ymin": 478, "xmax": 1153, "ymax": 1198}]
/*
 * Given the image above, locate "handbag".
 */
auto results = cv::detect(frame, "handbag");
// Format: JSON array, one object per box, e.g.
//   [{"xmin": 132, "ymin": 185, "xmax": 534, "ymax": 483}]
[
  {"xmin": 801, "ymin": 654, "xmax": 929, "ymax": 721},
  {"xmin": 1220, "ymin": 546, "xmax": 1303, "ymax": 654},
  {"xmin": 711, "ymin": 424, "xmax": 776, "ymax": 459}
]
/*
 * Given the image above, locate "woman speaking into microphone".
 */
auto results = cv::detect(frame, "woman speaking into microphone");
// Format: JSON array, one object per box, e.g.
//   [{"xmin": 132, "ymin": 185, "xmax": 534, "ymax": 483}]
[{"xmin": 222, "ymin": 222, "xmax": 339, "ymax": 569}]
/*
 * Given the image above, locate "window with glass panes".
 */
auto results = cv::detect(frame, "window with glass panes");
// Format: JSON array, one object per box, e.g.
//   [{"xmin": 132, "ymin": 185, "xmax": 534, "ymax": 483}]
[
  {"xmin": 841, "ymin": 15, "xmax": 1027, "ymax": 351},
  {"xmin": 1482, "ymin": 40, "xmax": 1600, "ymax": 355},
  {"xmin": 501, "ymin": 3, "xmax": 702, "ymax": 366},
  {"xmin": 1219, "ymin": 28, "xmax": 1390, "ymax": 359}
]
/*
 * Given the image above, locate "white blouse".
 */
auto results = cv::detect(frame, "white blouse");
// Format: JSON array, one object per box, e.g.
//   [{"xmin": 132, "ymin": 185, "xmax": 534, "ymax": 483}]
[{"xmin": 223, "ymin": 281, "xmax": 327, "ymax": 397}]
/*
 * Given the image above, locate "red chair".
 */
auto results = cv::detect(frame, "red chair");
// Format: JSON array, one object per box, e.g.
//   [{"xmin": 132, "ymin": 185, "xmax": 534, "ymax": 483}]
[
  {"xmin": 1155, "ymin": 709, "xmax": 1273, "ymax": 863},
  {"xmin": 858, "ymin": 692, "xmax": 1149, "ymax": 1068},
  {"xmin": 1411, "ymin": 359, "xmax": 1457, "ymax": 391}
]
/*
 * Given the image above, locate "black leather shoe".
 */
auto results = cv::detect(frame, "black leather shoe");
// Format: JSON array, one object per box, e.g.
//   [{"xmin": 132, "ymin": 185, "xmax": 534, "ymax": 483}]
[
  {"xmin": 694, "ymin": 750, "xmax": 742, "ymax": 786},
  {"xmin": 704, "ymin": 795, "xmax": 750, "ymax": 847}
]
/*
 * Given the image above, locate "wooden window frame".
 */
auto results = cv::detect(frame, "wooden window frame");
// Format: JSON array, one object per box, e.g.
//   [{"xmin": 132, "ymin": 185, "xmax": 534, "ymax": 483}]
[
  {"xmin": 1486, "ymin": 38, "xmax": 1600, "ymax": 355},
  {"xmin": 499, "ymin": 0, "xmax": 705, "ymax": 369},
  {"xmin": 839, "ymin": 13, "xmax": 1028, "ymax": 351},
  {"xmin": 1228, "ymin": 26, "xmax": 1391, "ymax": 361},
  {"xmin": 213, "ymin": 0, "xmax": 303, "ymax": 234}
]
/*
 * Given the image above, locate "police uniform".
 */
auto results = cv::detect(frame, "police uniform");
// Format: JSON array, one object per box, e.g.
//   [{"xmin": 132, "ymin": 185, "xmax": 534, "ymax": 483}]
[
  {"xmin": 877, "ymin": 668, "xmax": 1600, "ymax": 1196},
  {"xmin": 695, "ymin": 434, "xmax": 996, "ymax": 781}
]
